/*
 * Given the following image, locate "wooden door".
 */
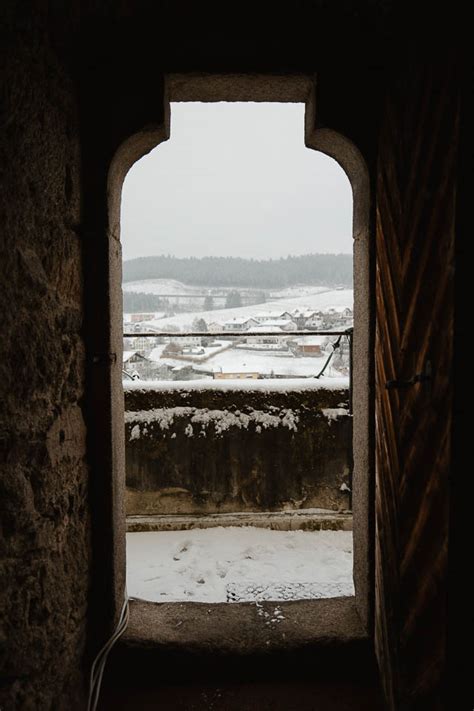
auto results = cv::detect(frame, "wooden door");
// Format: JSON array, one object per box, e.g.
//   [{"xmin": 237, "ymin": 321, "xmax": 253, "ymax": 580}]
[{"xmin": 375, "ymin": 67, "xmax": 458, "ymax": 710}]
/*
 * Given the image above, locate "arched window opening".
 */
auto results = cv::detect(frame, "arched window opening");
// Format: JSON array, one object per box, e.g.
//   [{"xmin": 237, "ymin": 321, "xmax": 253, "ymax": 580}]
[
  {"xmin": 105, "ymin": 76, "xmax": 371, "ymax": 639},
  {"xmin": 120, "ymin": 100, "xmax": 358, "ymax": 607}
]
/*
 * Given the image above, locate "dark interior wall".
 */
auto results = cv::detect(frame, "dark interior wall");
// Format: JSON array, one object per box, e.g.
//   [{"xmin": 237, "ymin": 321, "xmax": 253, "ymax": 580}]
[
  {"xmin": 0, "ymin": 7, "xmax": 89, "ymax": 711},
  {"xmin": 450, "ymin": 65, "xmax": 472, "ymax": 711},
  {"xmin": 79, "ymin": 38, "xmax": 169, "ymax": 649}
]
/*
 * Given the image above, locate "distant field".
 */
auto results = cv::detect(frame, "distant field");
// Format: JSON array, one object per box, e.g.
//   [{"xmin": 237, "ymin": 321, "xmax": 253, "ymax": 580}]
[
  {"xmin": 123, "ymin": 278, "xmax": 207, "ymax": 296},
  {"xmin": 148, "ymin": 343, "xmax": 341, "ymax": 378},
  {"xmin": 122, "ymin": 278, "xmax": 332, "ymax": 300},
  {"xmin": 124, "ymin": 287, "xmax": 354, "ymax": 331}
]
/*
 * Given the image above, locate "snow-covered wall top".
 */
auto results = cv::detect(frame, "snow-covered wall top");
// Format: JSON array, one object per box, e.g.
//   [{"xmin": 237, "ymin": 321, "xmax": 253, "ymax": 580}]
[
  {"xmin": 123, "ymin": 380, "xmax": 352, "ymax": 516},
  {"xmin": 124, "ymin": 378, "xmax": 349, "ymax": 417},
  {"xmin": 123, "ymin": 376, "xmax": 349, "ymax": 395}
]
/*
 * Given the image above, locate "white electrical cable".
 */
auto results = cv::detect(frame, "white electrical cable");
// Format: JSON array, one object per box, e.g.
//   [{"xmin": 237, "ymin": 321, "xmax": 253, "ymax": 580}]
[{"xmin": 87, "ymin": 594, "xmax": 130, "ymax": 711}]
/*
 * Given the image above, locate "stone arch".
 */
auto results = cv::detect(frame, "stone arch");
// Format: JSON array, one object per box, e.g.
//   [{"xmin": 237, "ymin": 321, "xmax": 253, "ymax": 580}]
[
  {"xmin": 106, "ymin": 74, "xmax": 372, "ymax": 633},
  {"xmin": 305, "ymin": 112, "xmax": 372, "ymax": 630}
]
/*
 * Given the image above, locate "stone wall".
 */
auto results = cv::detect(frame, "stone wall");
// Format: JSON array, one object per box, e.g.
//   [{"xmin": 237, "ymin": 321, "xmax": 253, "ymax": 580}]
[
  {"xmin": 0, "ymin": 12, "xmax": 89, "ymax": 710},
  {"xmin": 124, "ymin": 383, "xmax": 352, "ymax": 515},
  {"xmin": 1, "ymin": 5, "xmax": 466, "ymax": 709}
]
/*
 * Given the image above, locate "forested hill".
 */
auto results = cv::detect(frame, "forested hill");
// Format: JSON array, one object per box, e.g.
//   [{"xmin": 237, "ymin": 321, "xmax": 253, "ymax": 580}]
[{"xmin": 123, "ymin": 254, "xmax": 352, "ymax": 288}]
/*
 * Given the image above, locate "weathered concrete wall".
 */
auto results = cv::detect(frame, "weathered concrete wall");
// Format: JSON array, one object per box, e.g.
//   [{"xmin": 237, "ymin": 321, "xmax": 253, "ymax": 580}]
[
  {"xmin": 0, "ymin": 13, "xmax": 89, "ymax": 711},
  {"xmin": 124, "ymin": 384, "xmax": 351, "ymax": 515}
]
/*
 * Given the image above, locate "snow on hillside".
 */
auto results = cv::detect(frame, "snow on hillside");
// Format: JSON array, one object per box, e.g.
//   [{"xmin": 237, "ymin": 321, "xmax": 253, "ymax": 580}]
[
  {"xmin": 142, "ymin": 288, "xmax": 354, "ymax": 331},
  {"xmin": 123, "ymin": 278, "xmax": 204, "ymax": 295},
  {"xmin": 124, "ymin": 278, "xmax": 284, "ymax": 297},
  {"xmin": 268, "ymin": 285, "xmax": 337, "ymax": 298},
  {"xmin": 127, "ymin": 528, "xmax": 354, "ymax": 603}
]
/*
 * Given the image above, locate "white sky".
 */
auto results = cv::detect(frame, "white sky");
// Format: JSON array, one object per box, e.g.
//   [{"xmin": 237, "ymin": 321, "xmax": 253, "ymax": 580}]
[{"xmin": 121, "ymin": 103, "xmax": 353, "ymax": 261}]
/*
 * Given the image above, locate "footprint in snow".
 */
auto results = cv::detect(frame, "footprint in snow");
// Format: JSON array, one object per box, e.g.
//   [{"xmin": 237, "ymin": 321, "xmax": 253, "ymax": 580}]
[
  {"xmin": 173, "ymin": 540, "xmax": 192, "ymax": 561},
  {"xmin": 216, "ymin": 562, "xmax": 228, "ymax": 578}
]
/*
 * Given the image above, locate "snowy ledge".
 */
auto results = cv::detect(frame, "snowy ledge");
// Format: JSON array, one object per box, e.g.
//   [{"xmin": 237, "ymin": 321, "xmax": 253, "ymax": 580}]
[
  {"xmin": 123, "ymin": 376, "xmax": 349, "ymax": 394},
  {"xmin": 124, "ymin": 379, "xmax": 351, "ymax": 515}
]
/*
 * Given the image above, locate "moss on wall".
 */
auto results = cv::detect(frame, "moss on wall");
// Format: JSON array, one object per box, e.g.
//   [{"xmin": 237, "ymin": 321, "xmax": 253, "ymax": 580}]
[{"xmin": 125, "ymin": 386, "xmax": 351, "ymax": 515}]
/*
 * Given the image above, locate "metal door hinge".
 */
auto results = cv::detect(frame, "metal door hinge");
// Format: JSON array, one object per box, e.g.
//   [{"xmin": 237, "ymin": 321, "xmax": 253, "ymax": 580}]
[
  {"xmin": 385, "ymin": 361, "xmax": 432, "ymax": 390},
  {"xmin": 91, "ymin": 352, "xmax": 117, "ymax": 365}
]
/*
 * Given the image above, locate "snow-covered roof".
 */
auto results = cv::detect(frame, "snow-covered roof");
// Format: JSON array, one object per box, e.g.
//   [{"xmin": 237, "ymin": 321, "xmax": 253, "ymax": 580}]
[
  {"xmin": 148, "ymin": 346, "xmax": 166, "ymax": 362},
  {"xmin": 260, "ymin": 319, "xmax": 296, "ymax": 327},
  {"xmin": 255, "ymin": 311, "xmax": 292, "ymax": 319},
  {"xmin": 224, "ymin": 317, "xmax": 257, "ymax": 326},
  {"xmin": 123, "ymin": 350, "xmax": 137, "ymax": 363},
  {"xmin": 325, "ymin": 306, "xmax": 350, "ymax": 314},
  {"xmin": 247, "ymin": 325, "xmax": 284, "ymax": 333},
  {"xmin": 293, "ymin": 336, "xmax": 325, "ymax": 346},
  {"xmin": 291, "ymin": 308, "xmax": 316, "ymax": 314}
]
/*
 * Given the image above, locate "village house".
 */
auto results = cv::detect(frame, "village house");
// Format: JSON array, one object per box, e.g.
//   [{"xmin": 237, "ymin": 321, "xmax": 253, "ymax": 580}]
[
  {"xmin": 149, "ymin": 346, "xmax": 205, "ymax": 374},
  {"xmin": 323, "ymin": 308, "xmax": 340, "ymax": 324},
  {"xmin": 207, "ymin": 321, "xmax": 224, "ymax": 333},
  {"xmin": 163, "ymin": 335, "xmax": 202, "ymax": 346},
  {"xmin": 253, "ymin": 310, "xmax": 293, "ymax": 323},
  {"xmin": 123, "ymin": 350, "xmax": 147, "ymax": 367},
  {"xmin": 130, "ymin": 312, "xmax": 155, "ymax": 323},
  {"xmin": 303, "ymin": 312, "xmax": 325, "ymax": 329},
  {"xmin": 123, "ymin": 350, "xmax": 157, "ymax": 379},
  {"xmin": 243, "ymin": 325, "xmax": 288, "ymax": 347},
  {"xmin": 131, "ymin": 335, "xmax": 158, "ymax": 352},
  {"xmin": 222, "ymin": 317, "xmax": 259, "ymax": 332},
  {"xmin": 288, "ymin": 336, "xmax": 326, "ymax": 357},
  {"xmin": 259, "ymin": 318, "xmax": 297, "ymax": 331},
  {"xmin": 170, "ymin": 364, "xmax": 209, "ymax": 381},
  {"xmin": 181, "ymin": 345, "xmax": 205, "ymax": 355},
  {"xmin": 213, "ymin": 371, "xmax": 260, "ymax": 380}
]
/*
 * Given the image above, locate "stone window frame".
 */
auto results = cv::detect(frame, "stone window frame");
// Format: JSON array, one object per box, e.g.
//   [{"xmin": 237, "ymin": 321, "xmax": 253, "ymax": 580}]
[{"xmin": 106, "ymin": 73, "xmax": 373, "ymax": 640}]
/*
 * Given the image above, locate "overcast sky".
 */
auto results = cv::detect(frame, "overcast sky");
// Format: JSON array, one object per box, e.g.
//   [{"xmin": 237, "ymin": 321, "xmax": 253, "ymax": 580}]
[{"xmin": 121, "ymin": 102, "xmax": 353, "ymax": 261}]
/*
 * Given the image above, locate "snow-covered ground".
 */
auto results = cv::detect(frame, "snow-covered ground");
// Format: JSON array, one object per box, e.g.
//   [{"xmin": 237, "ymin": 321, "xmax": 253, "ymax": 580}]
[
  {"xmin": 148, "ymin": 340, "xmax": 233, "ymax": 364},
  {"xmin": 123, "ymin": 279, "xmax": 334, "ymax": 301},
  {"xmin": 192, "ymin": 349, "xmax": 338, "ymax": 377},
  {"xmin": 138, "ymin": 288, "xmax": 353, "ymax": 332},
  {"xmin": 268, "ymin": 285, "xmax": 339, "ymax": 299},
  {"xmin": 123, "ymin": 278, "xmax": 206, "ymax": 296},
  {"xmin": 146, "ymin": 342, "xmax": 342, "ymax": 378},
  {"xmin": 126, "ymin": 528, "xmax": 354, "ymax": 603}
]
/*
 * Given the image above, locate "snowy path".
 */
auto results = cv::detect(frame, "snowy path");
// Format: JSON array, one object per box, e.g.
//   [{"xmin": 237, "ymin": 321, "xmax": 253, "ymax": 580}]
[{"xmin": 127, "ymin": 527, "xmax": 354, "ymax": 603}]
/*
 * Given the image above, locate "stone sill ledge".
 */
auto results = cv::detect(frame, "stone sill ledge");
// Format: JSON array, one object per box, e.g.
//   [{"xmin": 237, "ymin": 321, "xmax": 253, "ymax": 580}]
[
  {"xmin": 122, "ymin": 596, "xmax": 365, "ymax": 655},
  {"xmin": 106, "ymin": 597, "xmax": 375, "ymax": 688}
]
